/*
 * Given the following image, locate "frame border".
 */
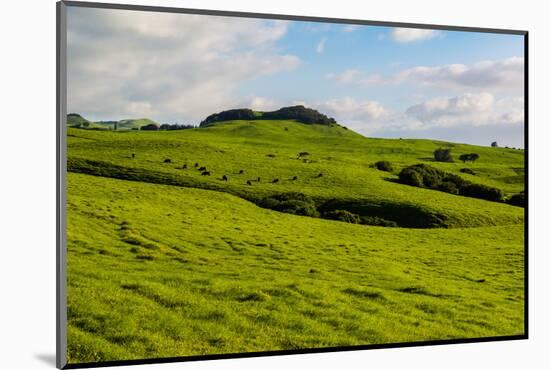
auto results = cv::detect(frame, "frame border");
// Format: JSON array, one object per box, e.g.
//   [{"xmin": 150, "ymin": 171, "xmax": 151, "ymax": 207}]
[
  {"xmin": 57, "ymin": 2, "xmax": 68, "ymax": 369},
  {"xmin": 56, "ymin": 1, "xmax": 529, "ymax": 369}
]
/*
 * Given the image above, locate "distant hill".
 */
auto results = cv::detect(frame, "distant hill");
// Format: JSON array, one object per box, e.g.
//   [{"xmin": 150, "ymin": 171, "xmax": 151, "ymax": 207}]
[
  {"xmin": 66, "ymin": 114, "xmax": 159, "ymax": 130},
  {"xmin": 200, "ymin": 105, "xmax": 337, "ymax": 127}
]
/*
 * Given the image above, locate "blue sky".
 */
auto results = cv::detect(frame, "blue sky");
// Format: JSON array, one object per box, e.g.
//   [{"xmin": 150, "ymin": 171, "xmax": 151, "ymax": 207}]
[{"xmin": 67, "ymin": 7, "xmax": 525, "ymax": 147}]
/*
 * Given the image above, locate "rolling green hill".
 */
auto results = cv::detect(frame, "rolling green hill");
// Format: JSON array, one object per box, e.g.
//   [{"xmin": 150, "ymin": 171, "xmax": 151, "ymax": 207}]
[
  {"xmin": 66, "ymin": 113, "xmax": 159, "ymax": 130},
  {"xmin": 66, "ymin": 116, "xmax": 525, "ymax": 364}
]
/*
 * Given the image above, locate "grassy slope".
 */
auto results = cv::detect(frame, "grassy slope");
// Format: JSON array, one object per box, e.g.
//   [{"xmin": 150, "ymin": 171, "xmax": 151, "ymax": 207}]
[
  {"xmin": 67, "ymin": 115, "xmax": 158, "ymax": 130},
  {"xmin": 67, "ymin": 173, "xmax": 524, "ymax": 363},
  {"xmin": 67, "ymin": 120, "xmax": 524, "ymax": 228}
]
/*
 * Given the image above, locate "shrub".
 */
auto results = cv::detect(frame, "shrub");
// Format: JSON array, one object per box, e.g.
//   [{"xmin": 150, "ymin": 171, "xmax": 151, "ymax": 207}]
[
  {"xmin": 459, "ymin": 183, "xmax": 503, "ymax": 202},
  {"xmin": 398, "ymin": 164, "xmax": 444, "ymax": 188},
  {"xmin": 437, "ymin": 181, "xmax": 459, "ymax": 195},
  {"xmin": 459, "ymin": 153, "xmax": 480, "ymax": 163},
  {"xmin": 361, "ymin": 216, "xmax": 398, "ymax": 227},
  {"xmin": 323, "ymin": 210, "xmax": 362, "ymax": 224},
  {"xmin": 141, "ymin": 123, "xmax": 159, "ymax": 131},
  {"xmin": 374, "ymin": 161, "xmax": 393, "ymax": 172},
  {"xmin": 398, "ymin": 163, "xmax": 503, "ymax": 203},
  {"xmin": 434, "ymin": 148, "xmax": 453, "ymax": 162},
  {"xmin": 460, "ymin": 168, "xmax": 476, "ymax": 175},
  {"xmin": 258, "ymin": 193, "xmax": 319, "ymax": 217},
  {"xmin": 507, "ymin": 191, "xmax": 525, "ymax": 207}
]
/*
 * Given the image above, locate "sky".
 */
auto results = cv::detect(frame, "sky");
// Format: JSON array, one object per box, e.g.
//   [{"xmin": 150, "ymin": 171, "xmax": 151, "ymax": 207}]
[{"xmin": 67, "ymin": 7, "xmax": 525, "ymax": 147}]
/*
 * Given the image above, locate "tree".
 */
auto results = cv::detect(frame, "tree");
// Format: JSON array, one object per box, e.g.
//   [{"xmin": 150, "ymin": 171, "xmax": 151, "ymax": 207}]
[
  {"xmin": 434, "ymin": 148, "xmax": 453, "ymax": 162},
  {"xmin": 459, "ymin": 153, "xmax": 480, "ymax": 163},
  {"xmin": 491, "ymin": 141, "xmax": 499, "ymax": 147}
]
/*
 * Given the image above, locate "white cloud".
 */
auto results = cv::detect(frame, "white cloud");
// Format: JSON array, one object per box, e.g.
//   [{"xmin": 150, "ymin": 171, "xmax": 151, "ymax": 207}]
[
  {"xmin": 67, "ymin": 7, "xmax": 299, "ymax": 123},
  {"xmin": 326, "ymin": 57, "xmax": 524, "ymax": 92},
  {"xmin": 395, "ymin": 57, "xmax": 524, "ymax": 90},
  {"xmin": 405, "ymin": 92, "xmax": 524, "ymax": 129},
  {"xmin": 316, "ymin": 38, "xmax": 326, "ymax": 53},
  {"xmin": 319, "ymin": 97, "xmax": 390, "ymax": 121},
  {"xmin": 391, "ymin": 28, "xmax": 441, "ymax": 43}
]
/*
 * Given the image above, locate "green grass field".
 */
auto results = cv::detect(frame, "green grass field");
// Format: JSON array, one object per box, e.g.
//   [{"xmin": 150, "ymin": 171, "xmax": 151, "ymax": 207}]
[{"xmin": 66, "ymin": 119, "xmax": 525, "ymax": 363}]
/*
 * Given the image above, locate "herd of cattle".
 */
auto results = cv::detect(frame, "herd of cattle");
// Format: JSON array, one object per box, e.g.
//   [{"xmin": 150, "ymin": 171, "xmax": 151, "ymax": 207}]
[{"xmin": 151, "ymin": 155, "xmax": 323, "ymax": 186}]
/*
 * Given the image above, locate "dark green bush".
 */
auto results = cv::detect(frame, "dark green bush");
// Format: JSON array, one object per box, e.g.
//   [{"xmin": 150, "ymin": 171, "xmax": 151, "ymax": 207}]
[
  {"xmin": 398, "ymin": 163, "xmax": 504, "ymax": 202},
  {"xmin": 434, "ymin": 148, "xmax": 453, "ymax": 162},
  {"xmin": 323, "ymin": 210, "xmax": 362, "ymax": 224},
  {"xmin": 437, "ymin": 181, "xmax": 459, "ymax": 195},
  {"xmin": 459, "ymin": 153, "xmax": 480, "ymax": 163},
  {"xmin": 258, "ymin": 193, "xmax": 320, "ymax": 217},
  {"xmin": 374, "ymin": 161, "xmax": 393, "ymax": 172},
  {"xmin": 459, "ymin": 183, "xmax": 504, "ymax": 202},
  {"xmin": 506, "ymin": 191, "xmax": 525, "ymax": 207},
  {"xmin": 361, "ymin": 216, "xmax": 398, "ymax": 227}
]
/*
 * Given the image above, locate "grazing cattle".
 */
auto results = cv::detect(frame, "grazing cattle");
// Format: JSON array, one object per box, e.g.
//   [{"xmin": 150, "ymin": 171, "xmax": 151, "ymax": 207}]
[
  {"xmin": 222, "ymin": 175, "xmax": 228, "ymax": 181},
  {"xmin": 198, "ymin": 166, "xmax": 206, "ymax": 171},
  {"xmin": 131, "ymin": 153, "xmax": 135, "ymax": 158},
  {"xmin": 239, "ymin": 169, "xmax": 244, "ymax": 174},
  {"xmin": 246, "ymin": 180, "xmax": 252, "ymax": 185},
  {"xmin": 182, "ymin": 164, "xmax": 188, "ymax": 169},
  {"xmin": 164, "ymin": 158, "xmax": 171, "ymax": 163},
  {"xmin": 272, "ymin": 178, "xmax": 279, "ymax": 183},
  {"xmin": 292, "ymin": 176, "xmax": 298, "ymax": 180},
  {"xmin": 317, "ymin": 173, "xmax": 323, "ymax": 178},
  {"xmin": 201, "ymin": 171, "xmax": 211, "ymax": 176},
  {"xmin": 194, "ymin": 163, "xmax": 199, "ymax": 167},
  {"xmin": 257, "ymin": 177, "xmax": 261, "ymax": 182}
]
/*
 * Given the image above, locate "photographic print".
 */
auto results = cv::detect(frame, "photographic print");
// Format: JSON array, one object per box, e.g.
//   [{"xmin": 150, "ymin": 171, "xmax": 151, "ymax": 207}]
[{"xmin": 59, "ymin": 1, "xmax": 526, "ymax": 367}]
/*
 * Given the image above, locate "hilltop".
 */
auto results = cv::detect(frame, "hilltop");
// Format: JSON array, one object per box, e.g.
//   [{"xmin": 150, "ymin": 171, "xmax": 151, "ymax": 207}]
[
  {"xmin": 67, "ymin": 113, "xmax": 159, "ymax": 131},
  {"xmin": 199, "ymin": 105, "xmax": 337, "ymax": 127}
]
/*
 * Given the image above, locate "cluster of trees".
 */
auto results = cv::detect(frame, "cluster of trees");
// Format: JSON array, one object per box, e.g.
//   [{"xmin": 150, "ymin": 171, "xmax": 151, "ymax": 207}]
[
  {"xmin": 459, "ymin": 153, "xmax": 480, "ymax": 163},
  {"xmin": 200, "ymin": 105, "xmax": 337, "ymax": 127},
  {"xmin": 434, "ymin": 148, "xmax": 480, "ymax": 164},
  {"xmin": 434, "ymin": 148, "xmax": 454, "ymax": 162},
  {"xmin": 256, "ymin": 192, "xmax": 397, "ymax": 226},
  {"xmin": 261, "ymin": 106, "xmax": 337, "ymax": 125},
  {"xmin": 398, "ymin": 163, "xmax": 504, "ymax": 202},
  {"xmin": 141, "ymin": 123, "xmax": 195, "ymax": 131},
  {"xmin": 258, "ymin": 192, "xmax": 320, "ymax": 217}
]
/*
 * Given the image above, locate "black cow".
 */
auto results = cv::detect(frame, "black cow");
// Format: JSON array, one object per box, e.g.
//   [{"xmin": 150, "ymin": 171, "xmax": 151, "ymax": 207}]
[
  {"xmin": 164, "ymin": 158, "xmax": 171, "ymax": 163},
  {"xmin": 257, "ymin": 177, "xmax": 261, "ymax": 182},
  {"xmin": 317, "ymin": 173, "xmax": 323, "ymax": 178},
  {"xmin": 246, "ymin": 180, "xmax": 252, "ymax": 185},
  {"xmin": 272, "ymin": 178, "xmax": 279, "ymax": 183},
  {"xmin": 292, "ymin": 176, "xmax": 298, "ymax": 180},
  {"xmin": 239, "ymin": 169, "xmax": 244, "ymax": 174},
  {"xmin": 222, "ymin": 175, "xmax": 228, "ymax": 181},
  {"xmin": 201, "ymin": 171, "xmax": 211, "ymax": 176},
  {"xmin": 194, "ymin": 163, "xmax": 199, "ymax": 167},
  {"xmin": 198, "ymin": 166, "xmax": 206, "ymax": 171},
  {"xmin": 182, "ymin": 164, "xmax": 188, "ymax": 169},
  {"xmin": 131, "ymin": 153, "xmax": 135, "ymax": 158}
]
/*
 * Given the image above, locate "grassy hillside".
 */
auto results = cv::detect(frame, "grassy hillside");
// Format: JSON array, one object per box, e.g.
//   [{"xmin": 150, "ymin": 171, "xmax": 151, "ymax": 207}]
[
  {"xmin": 67, "ymin": 119, "xmax": 524, "ymax": 228},
  {"xmin": 67, "ymin": 173, "xmax": 524, "ymax": 363},
  {"xmin": 67, "ymin": 113, "xmax": 158, "ymax": 130},
  {"xmin": 66, "ymin": 117, "xmax": 525, "ymax": 364}
]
